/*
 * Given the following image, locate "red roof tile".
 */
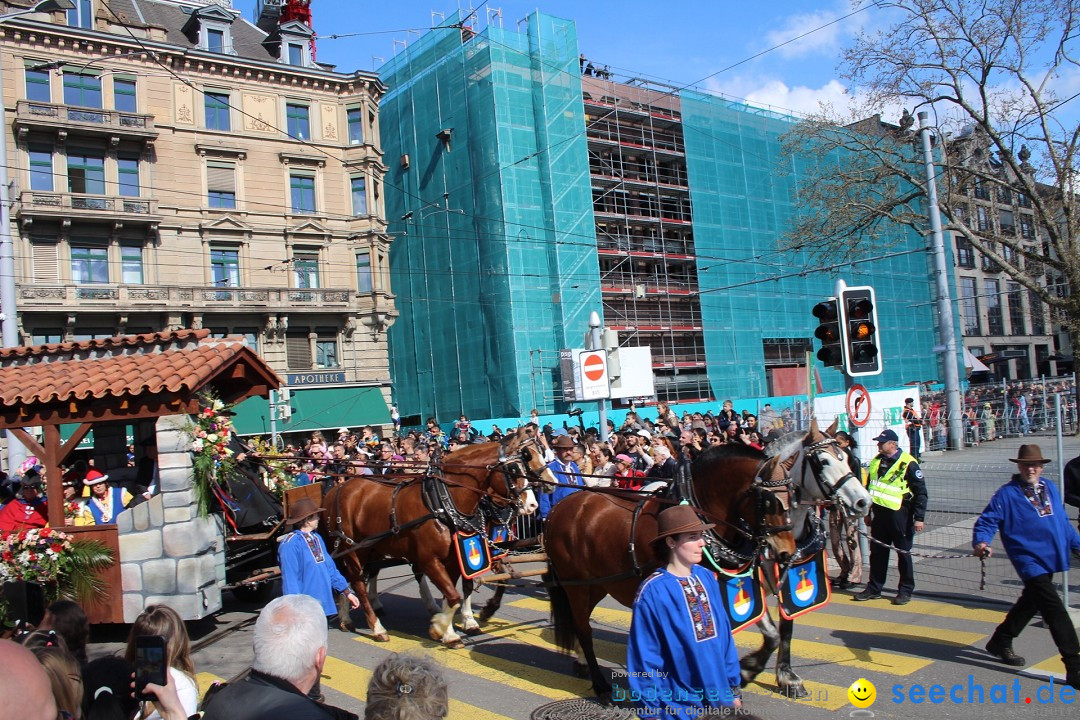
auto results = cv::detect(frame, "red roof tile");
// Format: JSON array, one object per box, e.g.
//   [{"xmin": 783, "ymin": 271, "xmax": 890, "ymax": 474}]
[{"xmin": 0, "ymin": 330, "xmax": 280, "ymax": 412}]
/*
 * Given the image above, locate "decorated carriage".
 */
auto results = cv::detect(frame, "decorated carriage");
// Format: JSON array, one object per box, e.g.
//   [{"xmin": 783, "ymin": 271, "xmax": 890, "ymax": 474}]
[{"xmin": 0, "ymin": 329, "xmax": 285, "ymax": 624}]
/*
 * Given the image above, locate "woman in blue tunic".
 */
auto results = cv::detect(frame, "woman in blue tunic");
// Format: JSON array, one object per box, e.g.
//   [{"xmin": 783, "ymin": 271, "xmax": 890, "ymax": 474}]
[{"xmin": 627, "ymin": 505, "xmax": 742, "ymax": 717}]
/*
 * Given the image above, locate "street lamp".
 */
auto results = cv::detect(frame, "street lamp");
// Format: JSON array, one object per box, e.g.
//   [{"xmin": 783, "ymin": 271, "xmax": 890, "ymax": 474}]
[{"xmin": 0, "ymin": 0, "xmax": 75, "ymax": 475}]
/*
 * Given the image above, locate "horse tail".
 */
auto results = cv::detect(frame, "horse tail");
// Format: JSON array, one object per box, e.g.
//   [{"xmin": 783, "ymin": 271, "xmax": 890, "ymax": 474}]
[{"xmin": 545, "ymin": 568, "xmax": 578, "ymax": 654}]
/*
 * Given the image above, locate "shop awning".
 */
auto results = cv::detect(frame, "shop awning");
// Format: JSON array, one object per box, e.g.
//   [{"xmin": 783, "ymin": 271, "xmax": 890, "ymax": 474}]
[{"xmin": 231, "ymin": 386, "xmax": 392, "ymax": 436}]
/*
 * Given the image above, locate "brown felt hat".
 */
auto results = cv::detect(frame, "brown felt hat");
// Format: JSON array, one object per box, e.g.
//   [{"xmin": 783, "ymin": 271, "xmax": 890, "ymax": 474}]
[
  {"xmin": 653, "ymin": 505, "xmax": 714, "ymax": 543},
  {"xmin": 551, "ymin": 435, "xmax": 575, "ymax": 449},
  {"xmin": 1010, "ymin": 444, "xmax": 1051, "ymax": 465},
  {"xmin": 286, "ymin": 497, "xmax": 325, "ymax": 525}
]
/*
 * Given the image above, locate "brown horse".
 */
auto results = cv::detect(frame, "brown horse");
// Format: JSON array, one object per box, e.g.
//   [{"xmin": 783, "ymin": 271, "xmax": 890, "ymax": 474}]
[
  {"xmin": 323, "ymin": 426, "xmax": 555, "ymax": 647},
  {"xmin": 545, "ymin": 442, "xmax": 796, "ymax": 699},
  {"xmin": 546, "ymin": 420, "xmax": 869, "ymax": 700}
]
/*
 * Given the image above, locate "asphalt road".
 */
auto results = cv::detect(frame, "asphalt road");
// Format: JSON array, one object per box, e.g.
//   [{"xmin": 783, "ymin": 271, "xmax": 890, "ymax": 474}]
[{"xmin": 89, "ymin": 432, "xmax": 1080, "ymax": 720}]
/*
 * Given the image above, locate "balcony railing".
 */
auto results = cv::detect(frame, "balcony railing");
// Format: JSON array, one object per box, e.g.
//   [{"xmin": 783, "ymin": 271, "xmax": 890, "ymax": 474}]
[
  {"xmin": 14, "ymin": 100, "xmax": 158, "ymax": 142},
  {"xmin": 17, "ymin": 191, "xmax": 160, "ymax": 225},
  {"xmin": 18, "ymin": 284, "xmax": 358, "ymax": 310}
]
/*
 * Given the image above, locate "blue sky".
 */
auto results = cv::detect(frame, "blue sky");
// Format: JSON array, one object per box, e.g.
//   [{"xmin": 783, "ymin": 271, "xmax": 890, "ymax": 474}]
[{"xmin": 256, "ymin": 0, "xmax": 879, "ymax": 119}]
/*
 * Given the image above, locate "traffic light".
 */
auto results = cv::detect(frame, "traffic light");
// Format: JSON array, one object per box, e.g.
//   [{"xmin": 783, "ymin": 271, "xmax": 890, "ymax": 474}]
[
  {"xmin": 813, "ymin": 299, "xmax": 845, "ymax": 367},
  {"xmin": 842, "ymin": 286, "xmax": 882, "ymax": 376}
]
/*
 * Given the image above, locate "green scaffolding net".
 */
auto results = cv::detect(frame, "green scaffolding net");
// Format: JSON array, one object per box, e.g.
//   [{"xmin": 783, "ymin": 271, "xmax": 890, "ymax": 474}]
[{"xmin": 381, "ymin": 12, "xmax": 599, "ymax": 421}]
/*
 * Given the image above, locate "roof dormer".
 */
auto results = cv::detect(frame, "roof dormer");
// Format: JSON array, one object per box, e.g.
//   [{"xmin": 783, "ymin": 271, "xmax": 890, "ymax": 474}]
[
  {"xmin": 182, "ymin": 4, "xmax": 237, "ymax": 55},
  {"xmin": 263, "ymin": 20, "xmax": 316, "ymax": 68}
]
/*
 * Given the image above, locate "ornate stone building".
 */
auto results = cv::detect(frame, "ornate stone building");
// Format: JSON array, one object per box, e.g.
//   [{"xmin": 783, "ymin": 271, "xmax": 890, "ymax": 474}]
[
  {"xmin": 945, "ymin": 126, "xmax": 1057, "ymax": 380},
  {"xmin": 0, "ymin": 0, "xmax": 395, "ymax": 435}
]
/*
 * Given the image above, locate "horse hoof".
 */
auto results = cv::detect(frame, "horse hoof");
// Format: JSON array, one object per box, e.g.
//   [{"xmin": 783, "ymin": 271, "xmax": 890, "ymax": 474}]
[
  {"xmin": 372, "ymin": 632, "xmax": 390, "ymax": 643},
  {"xmin": 463, "ymin": 625, "xmax": 482, "ymax": 636},
  {"xmin": 572, "ymin": 662, "xmax": 590, "ymax": 679},
  {"xmin": 477, "ymin": 608, "xmax": 494, "ymax": 622},
  {"xmin": 779, "ymin": 683, "xmax": 809, "ymax": 699},
  {"xmin": 444, "ymin": 638, "xmax": 466, "ymax": 649},
  {"xmin": 597, "ymin": 691, "xmax": 613, "ymax": 706},
  {"xmin": 428, "ymin": 627, "xmax": 443, "ymax": 642}
]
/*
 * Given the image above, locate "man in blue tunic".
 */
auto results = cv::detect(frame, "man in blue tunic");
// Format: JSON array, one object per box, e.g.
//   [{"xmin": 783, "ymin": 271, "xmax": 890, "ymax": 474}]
[
  {"xmin": 625, "ymin": 505, "xmax": 742, "ymax": 717},
  {"xmin": 279, "ymin": 498, "xmax": 360, "ymax": 702},
  {"xmin": 279, "ymin": 498, "xmax": 359, "ymax": 620},
  {"xmin": 538, "ymin": 434, "xmax": 582, "ymax": 519},
  {"xmin": 973, "ymin": 444, "xmax": 1080, "ymax": 689}
]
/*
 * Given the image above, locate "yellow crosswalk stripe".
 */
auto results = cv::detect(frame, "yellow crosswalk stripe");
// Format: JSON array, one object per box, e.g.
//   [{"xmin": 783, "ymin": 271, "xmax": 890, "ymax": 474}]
[
  {"xmin": 1028, "ymin": 655, "xmax": 1067, "ymax": 676},
  {"xmin": 829, "ymin": 594, "xmax": 1006, "ymax": 624},
  {"xmin": 195, "ymin": 672, "xmax": 225, "ymax": 700},
  {"xmin": 786, "ymin": 609, "xmax": 988, "ymax": 646},
  {"xmin": 509, "ymin": 597, "xmax": 932, "ymax": 675},
  {"xmin": 322, "ymin": 655, "xmax": 512, "ymax": 720},
  {"xmin": 350, "ymin": 631, "xmax": 594, "ymax": 700},
  {"xmin": 479, "ymin": 617, "xmax": 852, "ymax": 711}
]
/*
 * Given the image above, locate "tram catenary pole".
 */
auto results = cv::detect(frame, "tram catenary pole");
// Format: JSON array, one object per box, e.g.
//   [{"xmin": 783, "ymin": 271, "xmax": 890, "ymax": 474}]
[{"xmin": 917, "ymin": 111, "xmax": 963, "ymax": 450}]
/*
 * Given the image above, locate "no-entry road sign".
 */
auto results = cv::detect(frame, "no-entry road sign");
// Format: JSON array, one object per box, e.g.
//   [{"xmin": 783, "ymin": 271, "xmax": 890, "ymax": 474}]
[{"xmin": 578, "ymin": 350, "xmax": 610, "ymax": 400}]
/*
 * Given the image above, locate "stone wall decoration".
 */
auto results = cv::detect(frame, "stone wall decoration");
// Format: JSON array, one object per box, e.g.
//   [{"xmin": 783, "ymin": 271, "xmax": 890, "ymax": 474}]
[
  {"xmin": 174, "ymin": 84, "xmax": 195, "ymax": 126},
  {"xmin": 243, "ymin": 93, "xmax": 276, "ymax": 133},
  {"xmin": 117, "ymin": 414, "xmax": 225, "ymax": 622},
  {"xmin": 320, "ymin": 102, "xmax": 338, "ymax": 141}
]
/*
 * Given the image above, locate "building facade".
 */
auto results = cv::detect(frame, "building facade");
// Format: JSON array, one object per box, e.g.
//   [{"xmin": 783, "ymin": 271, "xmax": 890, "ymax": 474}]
[
  {"xmin": 381, "ymin": 11, "xmax": 949, "ymax": 423},
  {"xmin": 0, "ymin": 0, "xmax": 395, "ymax": 435},
  {"xmin": 946, "ymin": 128, "xmax": 1058, "ymax": 380}
]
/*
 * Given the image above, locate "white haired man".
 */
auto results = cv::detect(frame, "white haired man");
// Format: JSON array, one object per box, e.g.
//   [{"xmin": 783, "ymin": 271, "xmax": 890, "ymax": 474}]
[
  {"xmin": 202, "ymin": 594, "xmax": 358, "ymax": 720},
  {"xmin": 0, "ymin": 640, "xmax": 57, "ymax": 720}
]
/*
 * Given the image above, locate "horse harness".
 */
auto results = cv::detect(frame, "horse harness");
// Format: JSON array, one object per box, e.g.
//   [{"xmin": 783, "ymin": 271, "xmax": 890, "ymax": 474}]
[{"xmin": 329, "ymin": 439, "xmax": 542, "ymax": 560}]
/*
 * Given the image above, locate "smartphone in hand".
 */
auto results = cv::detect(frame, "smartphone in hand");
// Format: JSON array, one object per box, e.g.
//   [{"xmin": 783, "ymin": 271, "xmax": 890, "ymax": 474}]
[{"xmin": 134, "ymin": 635, "xmax": 168, "ymax": 701}]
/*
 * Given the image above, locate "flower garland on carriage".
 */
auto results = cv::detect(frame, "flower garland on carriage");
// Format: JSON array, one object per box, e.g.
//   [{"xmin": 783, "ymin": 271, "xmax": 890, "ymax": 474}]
[
  {"xmin": 188, "ymin": 392, "xmax": 298, "ymax": 518},
  {"xmin": 0, "ymin": 527, "xmax": 113, "ymax": 629}
]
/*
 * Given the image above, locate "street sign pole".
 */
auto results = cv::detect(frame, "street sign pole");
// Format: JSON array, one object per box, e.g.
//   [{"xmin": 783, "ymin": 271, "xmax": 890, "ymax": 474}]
[{"xmin": 589, "ymin": 312, "xmax": 609, "ymax": 442}]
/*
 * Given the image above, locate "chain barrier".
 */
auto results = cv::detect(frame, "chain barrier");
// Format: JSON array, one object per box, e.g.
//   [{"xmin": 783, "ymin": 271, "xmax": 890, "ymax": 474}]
[{"xmin": 854, "ymin": 526, "xmax": 988, "ymax": 590}]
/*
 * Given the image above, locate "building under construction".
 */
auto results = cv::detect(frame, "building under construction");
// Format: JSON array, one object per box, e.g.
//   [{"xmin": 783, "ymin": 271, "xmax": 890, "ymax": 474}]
[{"xmin": 380, "ymin": 11, "xmax": 952, "ymax": 422}]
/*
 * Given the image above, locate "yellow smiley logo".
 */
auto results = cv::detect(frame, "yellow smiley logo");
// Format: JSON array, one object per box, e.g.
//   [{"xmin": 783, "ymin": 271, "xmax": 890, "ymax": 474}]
[{"xmin": 848, "ymin": 678, "xmax": 876, "ymax": 708}]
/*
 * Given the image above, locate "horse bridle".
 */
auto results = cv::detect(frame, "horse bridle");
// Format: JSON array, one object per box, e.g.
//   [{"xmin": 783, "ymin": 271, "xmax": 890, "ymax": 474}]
[
  {"xmin": 799, "ymin": 437, "xmax": 861, "ymax": 506},
  {"xmin": 487, "ymin": 436, "xmax": 547, "ymax": 511}
]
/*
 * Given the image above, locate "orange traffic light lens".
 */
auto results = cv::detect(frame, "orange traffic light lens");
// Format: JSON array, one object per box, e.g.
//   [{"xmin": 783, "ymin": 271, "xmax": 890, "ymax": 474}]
[{"xmin": 851, "ymin": 321, "xmax": 875, "ymax": 340}]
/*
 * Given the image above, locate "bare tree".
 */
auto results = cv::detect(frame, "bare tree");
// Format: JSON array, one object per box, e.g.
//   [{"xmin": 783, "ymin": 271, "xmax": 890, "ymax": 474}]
[{"xmin": 783, "ymin": 0, "xmax": 1080, "ymax": 406}]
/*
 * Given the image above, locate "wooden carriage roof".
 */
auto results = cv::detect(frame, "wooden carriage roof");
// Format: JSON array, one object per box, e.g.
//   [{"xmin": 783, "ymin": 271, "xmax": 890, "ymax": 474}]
[{"xmin": 0, "ymin": 329, "xmax": 280, "ymax": 430}]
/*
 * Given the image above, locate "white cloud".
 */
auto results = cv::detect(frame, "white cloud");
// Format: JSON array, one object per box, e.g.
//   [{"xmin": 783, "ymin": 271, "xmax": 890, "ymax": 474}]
[
  {"xmin": 706, "ymin": 75, "xmax": 854, "ymax": 117},
  {"xmin": 764, "ymin": 9, "xmax": 848, "ymax": 60}
]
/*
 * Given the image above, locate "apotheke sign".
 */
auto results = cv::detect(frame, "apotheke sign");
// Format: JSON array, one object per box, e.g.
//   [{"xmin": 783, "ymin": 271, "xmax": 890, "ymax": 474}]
[{"xmin": 286, "ymin": 371, "xmax": 346, "ymax": 386}]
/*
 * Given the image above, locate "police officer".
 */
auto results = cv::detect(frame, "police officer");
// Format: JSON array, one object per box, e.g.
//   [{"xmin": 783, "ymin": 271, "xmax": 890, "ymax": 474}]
[{"xmin": 854, "ymin": 429, "xmax": 928, "ymax": 605}]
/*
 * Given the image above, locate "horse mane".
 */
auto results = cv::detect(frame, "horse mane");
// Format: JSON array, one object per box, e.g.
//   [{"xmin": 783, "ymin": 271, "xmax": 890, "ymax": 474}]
[
  {"xmin": 764, "ymin": 431, "xmax": 805, "ymax": 460},
  {"xmin": 696, "ymin": 442, "xmax": 766, "ymax": 464}
]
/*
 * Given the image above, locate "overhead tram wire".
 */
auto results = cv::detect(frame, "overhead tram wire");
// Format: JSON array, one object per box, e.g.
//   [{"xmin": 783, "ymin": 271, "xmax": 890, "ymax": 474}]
[
  {"xmin": 93, "ymin": 0, "xmax": 896, "ymax": 277},
  {"xmin": 3, "ymin": 159, "xmax": 820, "ymax": 273},
  {"xmin": 311, "ymin": 2, "xmax": 887, "ymax": 254},
  {"xmin": 87, "ymin": 3, "xmax": 929, "ymax": 291}
]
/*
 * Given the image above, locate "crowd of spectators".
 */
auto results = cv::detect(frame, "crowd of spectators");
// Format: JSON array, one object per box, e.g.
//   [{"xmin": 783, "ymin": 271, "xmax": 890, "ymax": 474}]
[
  {"xmin": 265, "ymin": 399, "xmax": 800, "ymax": 497},
  {"xmin": 920, "ymin": 377, "xmax": 1076, "ymax": 450}
]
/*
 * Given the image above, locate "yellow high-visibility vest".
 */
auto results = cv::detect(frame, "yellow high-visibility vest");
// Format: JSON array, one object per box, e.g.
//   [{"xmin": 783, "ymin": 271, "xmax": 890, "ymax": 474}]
[{"xmin": 867, "ymin": 452, "xmax": 916, "ymax": 510}]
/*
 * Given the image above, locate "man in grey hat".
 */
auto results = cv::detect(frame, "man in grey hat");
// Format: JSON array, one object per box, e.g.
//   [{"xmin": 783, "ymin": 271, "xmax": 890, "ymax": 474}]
[
  {"xmin": 854, "ymin": 428, "xmax": 927, "ymax": 605},
  {"xmin": 973, "ymin": 444, "xmax": 1080, "ymax": 687}
]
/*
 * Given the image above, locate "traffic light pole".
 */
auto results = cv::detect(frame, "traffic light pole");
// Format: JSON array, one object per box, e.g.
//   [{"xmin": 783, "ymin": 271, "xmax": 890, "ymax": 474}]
[{"xmin": 918, "ymin": 112, "xmax": 963, "ymax": 450}]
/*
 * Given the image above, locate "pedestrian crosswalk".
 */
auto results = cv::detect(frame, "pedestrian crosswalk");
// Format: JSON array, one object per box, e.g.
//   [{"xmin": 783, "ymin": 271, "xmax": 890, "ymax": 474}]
[{"xmin": 194, "ymin": 590, "xmax": 1073, "ymax": 719}]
